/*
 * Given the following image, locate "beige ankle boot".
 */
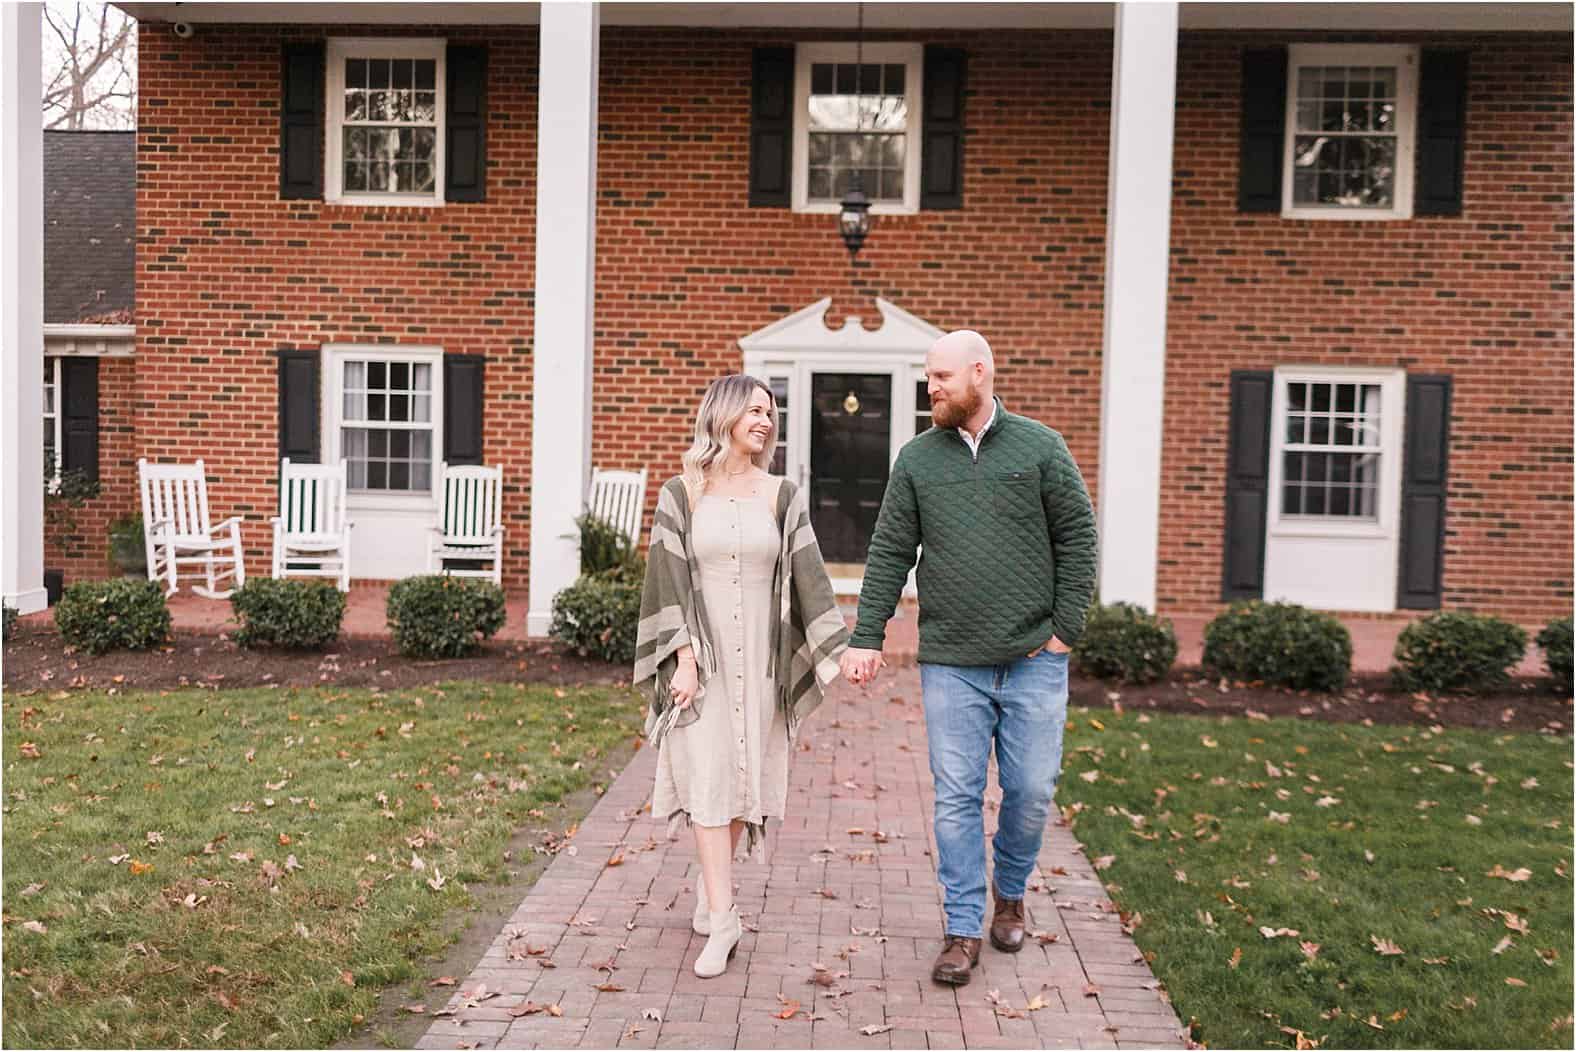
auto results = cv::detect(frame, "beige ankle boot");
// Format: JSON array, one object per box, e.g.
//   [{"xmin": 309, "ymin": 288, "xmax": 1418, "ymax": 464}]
[
  {"xmin": 693, "ymin": 905, "xmax": 741, "ymax": 978},
  {"xmin": 692, "ymin": 879, "xmax": 710, "ymax": 936}
]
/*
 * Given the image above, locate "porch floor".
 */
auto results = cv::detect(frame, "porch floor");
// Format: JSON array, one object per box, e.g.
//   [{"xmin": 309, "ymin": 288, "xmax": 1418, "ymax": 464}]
[{"xmin": 21, "ymin": 584, "xmax": 1545, "ymax": 677}]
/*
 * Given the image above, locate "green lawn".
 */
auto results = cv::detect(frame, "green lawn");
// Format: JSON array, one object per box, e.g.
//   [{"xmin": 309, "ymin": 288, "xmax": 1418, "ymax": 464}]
[
  {"xmin": 1057, "ymin": 707, "xmax": 1574, "ymax": 1050},
  {"xmin": 2, "ymin": 681, "xmax": 643, "ymax": 1049}
]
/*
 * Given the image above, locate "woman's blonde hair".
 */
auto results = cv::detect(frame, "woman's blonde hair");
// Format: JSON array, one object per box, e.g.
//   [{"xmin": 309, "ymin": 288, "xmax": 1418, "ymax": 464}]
[{"xmin": 680, "ymin": 374, "xmax": 778, "ymax": 505}]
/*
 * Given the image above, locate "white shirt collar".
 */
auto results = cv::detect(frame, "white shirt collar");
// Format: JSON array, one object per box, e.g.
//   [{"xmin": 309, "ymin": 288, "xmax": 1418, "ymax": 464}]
[{"xmin": 958, "ymin": 400, "xmax": 998, "ymax": 453}]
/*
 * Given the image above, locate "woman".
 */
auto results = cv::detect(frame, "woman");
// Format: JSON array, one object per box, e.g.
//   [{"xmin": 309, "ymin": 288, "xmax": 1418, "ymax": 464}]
[{"xmin": 633, "ymin": 374, "xmax": 849, "ymax": 978}]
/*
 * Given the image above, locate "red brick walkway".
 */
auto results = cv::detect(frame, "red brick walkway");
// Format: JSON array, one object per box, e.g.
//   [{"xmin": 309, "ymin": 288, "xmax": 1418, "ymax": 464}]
[{"xmin": 415, "ymin": 671, "xmax": 1185, "ymax": 1050}]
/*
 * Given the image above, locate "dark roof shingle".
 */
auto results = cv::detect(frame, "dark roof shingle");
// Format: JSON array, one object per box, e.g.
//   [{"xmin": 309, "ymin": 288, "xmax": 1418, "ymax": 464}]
[{"xmin": 44, "ymin": 130, "xmax": 135, "ymax": 324}]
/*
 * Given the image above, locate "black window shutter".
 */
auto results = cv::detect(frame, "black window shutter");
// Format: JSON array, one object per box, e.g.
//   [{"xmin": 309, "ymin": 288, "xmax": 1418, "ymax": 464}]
[
  {"xmin": 277, "ymin": 350, "xmax": 321, "ymax": 463},
  {"xmin": 444, "ymin": 355, "xmax": 485, "ymax": 465},
  {"xmin": 446, "ymin": 45, "xmax": 487, "ymax": 203},
  {"xmin": 1415, "ymin": 50, "xmax": 1468, "ymax": 217},
  {"xmin": 749, "ymin": 47, "xmax": 793, "ymax": 207},
  {"xmin": 1238, "ymin": 48, "xmax": 1287, "ymax": 213},
  {"xmin": 1397, "ymin": 374, "xmax": 1452, "ymax": 608},
  {"xmin": 921, "ymin": 46, "xmax": 967, "ymax": 210},
  {"xmin": 1222, "ymin": 370, "xmax": 1273, "ymax": 600},
  {"xmin": 60, "ymin": 357, "xmax": 99, "ymax": 484},
  {"xmin": 280, "ymin": 43, "xmax": 325, "ymax": 200}
]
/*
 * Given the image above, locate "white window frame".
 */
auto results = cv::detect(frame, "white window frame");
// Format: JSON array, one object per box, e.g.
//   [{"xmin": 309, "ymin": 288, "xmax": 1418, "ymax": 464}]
[
  {"xmin": 1266, "ymin": 366, "xmax": 1405, "ymax": 540},
  {"xmin": 792, "ymin": 42, "xmax": 924, "ymax": 216},
  {"xmin": 1282, "ymin": 43, "xmax": 1418, "ymax": 221},
  {"xmin": 325, "ymin": 37, "xmax": 447, "ymax": 207},
  {"xmin": 43, "ymin": 355, "xmax": 62, "ymax": 487},
  {"xmin": 322, "ymin": 344, "xmax": 445, "ymax": 510}
]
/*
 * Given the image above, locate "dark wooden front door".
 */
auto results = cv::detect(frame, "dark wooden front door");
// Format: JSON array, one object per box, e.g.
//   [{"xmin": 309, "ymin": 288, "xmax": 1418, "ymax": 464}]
[{"xmin": 810, "ymin": 372, "xmax": 891, "ymax": 564}]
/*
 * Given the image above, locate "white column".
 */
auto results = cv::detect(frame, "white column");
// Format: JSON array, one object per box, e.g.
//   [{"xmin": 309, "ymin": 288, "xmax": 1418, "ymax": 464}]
[
  {"xmin": 1096, "ymin": 1, "xmax": 1177, "ymax": 612},
  {"xmin": 2, "ymin": 3, "xmax": 47, "ymax": 615},
  {"xmin": 527, "ymin": 1, "xmax": 600, "ymax": 636}
]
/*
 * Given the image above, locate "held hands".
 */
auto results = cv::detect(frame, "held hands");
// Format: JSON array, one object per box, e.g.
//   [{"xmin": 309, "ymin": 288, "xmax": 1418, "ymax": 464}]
[
  {"xmin": 840, "ymin": 647, "xmax": 885, "ymax": 687},
  {"xmin": 1027, "ymin": 635, "xmax": 1072, "ymax": 659}
]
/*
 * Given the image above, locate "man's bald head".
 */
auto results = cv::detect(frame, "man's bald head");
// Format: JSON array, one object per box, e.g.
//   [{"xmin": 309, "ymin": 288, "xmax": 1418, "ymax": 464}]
[
  {"xmin": 925, "ymin": 329, "xmax": 995, "ymax": 431},
  {"xmin": 929, "ymin": 329, "xmax": 995, "ymax": 379}
]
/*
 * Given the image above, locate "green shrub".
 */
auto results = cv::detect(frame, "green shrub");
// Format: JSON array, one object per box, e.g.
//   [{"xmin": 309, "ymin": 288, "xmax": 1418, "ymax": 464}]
[
  {"xmin": 551, "ymin": 571, "xmax": 643, "ymax": 664},
  {"xmin": 2, "ymin": 604, "xmax": 17, "ymax": 642},
  {"xmin": 1074, "ymin": 602, "xmax": 1178, "ymax": 684},
  {"xmin": 230, "ymin": 578, "xmax": 347, "ymax": 649},
  {"xmin": 576, "ymin": 512, "xmax": 641, "ymax": 577},
  {"xmin": 54, "ymin": 578, "xmax": 171, "ymax": 655},
  {"xmin": 385, "ymin": 575, "xmax": 507, "ymax": 659},
  {"xmin": 1391, "ymin": 611, "xmax": 1529, "ymax": 694},
  {"xmin": 1202, "ymin": 600, "xmax": 1353, "ymax": 692},
  {"xmin": 1536, "ymin": 617, "xmax": 1573, "ymax": 696}
]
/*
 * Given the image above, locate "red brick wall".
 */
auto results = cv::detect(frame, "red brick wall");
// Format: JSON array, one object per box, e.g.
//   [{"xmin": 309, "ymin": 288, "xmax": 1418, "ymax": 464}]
[
  {"xmin": 44, "ymin": 356, "xmax": 139, "ymax": 583},
  {"xmin": 133, "ymin": 23, "xmax": 541, "ymax": 586},
  {"xmin": 118, "ymin": 23, "xmax": 1571, "ymax": 622},
  {"xmin": 1161, "ymin": 32, "xmax": 1574, "ymax": 622}
]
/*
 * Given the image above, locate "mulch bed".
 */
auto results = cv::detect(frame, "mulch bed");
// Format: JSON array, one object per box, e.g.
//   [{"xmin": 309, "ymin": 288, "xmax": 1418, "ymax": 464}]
[
  {"xmin": 1, "ymin": 622, "xmax": 626, "ymax": 694},
  {"xmin": 4, "ymin": 622, "xmax": 1568, "ymax": 734}
]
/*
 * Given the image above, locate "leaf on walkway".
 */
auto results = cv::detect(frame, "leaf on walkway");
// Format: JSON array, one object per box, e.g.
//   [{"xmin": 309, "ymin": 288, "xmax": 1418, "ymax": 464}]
[
  {"xmin": 429, "ymin": 976, "xmax": 457, "ymax": 987},
  {"xmin": 776, "ymin": 995, "xmax": 802, "ymax": 1020},
  {"xmin": 859, "ymin": 1024, "xmax": 893, "ymax": 1035}
]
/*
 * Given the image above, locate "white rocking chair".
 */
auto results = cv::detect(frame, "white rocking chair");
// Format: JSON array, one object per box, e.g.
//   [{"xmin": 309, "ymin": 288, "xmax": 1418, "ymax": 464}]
[
  {"xmin": 586, "ymin": 466, "xmax": 648, "ymax": 549},
  {"xmin": 271, "ymin": 458, "xmax": 353, "ymax": 591},
  {"xmin": 138, "ymin": 458, "xmax": 246, "ymax": 598},
  {"xmin": 428, "ymin": 462, "xmax": 504, "ymax": 584}
]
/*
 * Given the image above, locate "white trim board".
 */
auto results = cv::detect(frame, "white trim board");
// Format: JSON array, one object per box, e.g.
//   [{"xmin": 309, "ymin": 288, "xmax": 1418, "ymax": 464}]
[{"xmin": 44, "ymin": 323, "xmax": 135, "ymax": 356}]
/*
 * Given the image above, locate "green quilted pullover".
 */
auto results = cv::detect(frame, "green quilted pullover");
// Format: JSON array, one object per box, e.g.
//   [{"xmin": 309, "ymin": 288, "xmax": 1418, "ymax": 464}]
[{"xmin": 850, "ymin": 398, "xmax": 1098, "ymax": 667}]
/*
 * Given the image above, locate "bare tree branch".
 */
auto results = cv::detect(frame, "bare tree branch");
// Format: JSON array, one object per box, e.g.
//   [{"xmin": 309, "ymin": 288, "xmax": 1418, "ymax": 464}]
[{"xmin": 41, "ymin": 0, "xmax": 136, "ymax": 130}]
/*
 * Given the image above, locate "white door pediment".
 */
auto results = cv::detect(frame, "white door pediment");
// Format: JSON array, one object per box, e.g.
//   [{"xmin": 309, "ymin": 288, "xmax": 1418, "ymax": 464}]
[{"xmin": 738, "ymin": 297, "xmax": 945, "ymax": 357}]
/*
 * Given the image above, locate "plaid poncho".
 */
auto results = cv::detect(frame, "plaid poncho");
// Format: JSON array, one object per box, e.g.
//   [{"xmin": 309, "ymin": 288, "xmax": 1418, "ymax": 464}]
[{"xmin": 633, "ymin": 476, "xmax": 850, "ymax": 752}]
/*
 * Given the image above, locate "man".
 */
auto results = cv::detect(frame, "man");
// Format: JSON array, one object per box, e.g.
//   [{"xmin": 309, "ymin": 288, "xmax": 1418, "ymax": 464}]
[{"xmin": 839, "ymin": 329, "xmax": 1097, "ymax": 986}]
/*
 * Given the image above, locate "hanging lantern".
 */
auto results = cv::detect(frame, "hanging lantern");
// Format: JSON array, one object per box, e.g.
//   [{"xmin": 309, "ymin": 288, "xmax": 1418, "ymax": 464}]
[{"xmin": 838, "ymin": 170, "xmax": 873, "ymax": 257}]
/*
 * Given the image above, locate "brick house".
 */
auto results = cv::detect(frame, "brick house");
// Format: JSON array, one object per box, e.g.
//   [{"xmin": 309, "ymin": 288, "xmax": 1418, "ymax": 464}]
[{"xmin": 4, "ymin": 2, "xmax": 1570, "ymax": 639}]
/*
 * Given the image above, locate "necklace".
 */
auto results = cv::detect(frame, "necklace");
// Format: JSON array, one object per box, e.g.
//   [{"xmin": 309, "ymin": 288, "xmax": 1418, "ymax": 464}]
[{"xmin": 723, "ymin": 463, "xmax": 753, "ymax": 477}]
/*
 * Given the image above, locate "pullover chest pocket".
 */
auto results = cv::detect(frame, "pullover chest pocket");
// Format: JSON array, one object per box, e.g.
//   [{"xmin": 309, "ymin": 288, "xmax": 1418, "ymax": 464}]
[{"xmin": 991, "ymin": 470, "xmax": 1043, "ymax": 523}]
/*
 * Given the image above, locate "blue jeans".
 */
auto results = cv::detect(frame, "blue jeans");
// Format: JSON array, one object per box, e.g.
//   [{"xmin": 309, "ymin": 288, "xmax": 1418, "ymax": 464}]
[{"xmin": 920, "ymin": 650, "xmax": 1070, "ymax": 938}]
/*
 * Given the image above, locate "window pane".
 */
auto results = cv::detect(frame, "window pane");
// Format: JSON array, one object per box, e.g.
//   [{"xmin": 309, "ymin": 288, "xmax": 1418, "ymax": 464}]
[
  {"xmin": 835, "ymin": 62, "xmax": 856, "ymax": 94},
  {"xmin": 392, "ymin": 58, "xmax": 412, "ymax": 90},
  {"xmin": 367, "ymin": 460, "xmax": 387, "ymax": 490},
  {"xmin": 811, "ymin": 62, "xmax": 833, "ymax": 95},
  {"xmin": 415, "ymin": 59, "xmax": 436, "ymax": 90},
  {"xmin": 389, "ymin": 461, "xmax": 410, "ymax": 490},
  {"xmin": 1281, "ymin": 483, "xmax": 1302, "ymax": 515},
  {"xmin": 1309, "ymin": 417, "xmax": 1329, "ymax": 445},
  {"xmin": 412, "ymin": 362, "xmax": 432, "ymax": 393},
  {"xmin": 347, "ymin": 58, "xmax": 367, "ymax": 89},
  {"xmin": 1311, "ymin": 384, "xmax": 1331, "ymax": 412},
  {"xmin": 1285, "ymin": 415, "xmax": 1305, "ymax": 444},
  {"xmin": 369, "ymin": 58, "xmax": 390, "ymax": 89},
  {"xmin": 883, "ymin": 63, "xmax": 905, "ymax": 95}
]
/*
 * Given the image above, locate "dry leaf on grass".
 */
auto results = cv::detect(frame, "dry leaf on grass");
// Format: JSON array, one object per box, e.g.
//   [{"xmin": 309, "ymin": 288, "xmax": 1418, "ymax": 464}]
[
  {"xmin": 1371, "ymin": 936, "xmax": 1405, "ymax": 956},
  {"xmin": 1487, "ymin": 864, "xmax": 1533, "ymax": 882}
]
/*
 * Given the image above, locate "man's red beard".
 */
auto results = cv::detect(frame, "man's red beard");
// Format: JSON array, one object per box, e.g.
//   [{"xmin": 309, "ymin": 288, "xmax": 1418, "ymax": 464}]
[{"xmin": 930, "ymin": 384, "xmax": 983, "ymax": 429}]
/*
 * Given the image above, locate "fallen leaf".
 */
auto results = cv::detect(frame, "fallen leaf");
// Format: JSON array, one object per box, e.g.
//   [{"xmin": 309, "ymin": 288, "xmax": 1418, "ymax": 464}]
[
  {"xmin": 1486, "ymin": 864, "xmax": 1533, "ymax": 883},
  {"xmin": 1493, "ymin": 936, "xmax": 1515, "ymax": 955},
  {"xmin": 1299, "ymin": 941, "xmax": 1321, "ymax": 960},
  {"xmin": 21, "ymin": 920, "xmax": 47, "ymax": 935},
  {"xmin": 642, "ymin": 1008, "xmax": 663, "ymax": 1022},
  {"xmin": 1259, "ymin": 926, "xmax": 1301, "ymax": 939},
  {"xmin": 606, "ymin": 851, "xmax": 625, "ymax": 868},
  {"xmin": 428, "ymin": 977, "xmax": 457, "ymax": 987},
  {"xmin": 775, "ymin": 995, "xmax": 802, "ymax": 1020},
  {"xmin": 129, "ymin": 860, "xmax": 153, "ymax": 876},
  {"xmin": 1228, "ymin": 947, "xmax": 1242, "ymax": 969},
  {"xmin": 1092, "ymin": 854, "xmax": 1115, "ymax": 870},
  {"xmin": 1371, "ymin": 935, "xmax": 1405, "ymax": 956},
  {"xmin": 1506, "ymin": 977, "xmax": 1528, "ymax": 988},
  {"xmin": 859, "ymin": 1024, "xmax": 893, "ymax": 1035},
  {"xmin": 1083, "ymin": 982, "xmax": 1102, "ymax": 997}
]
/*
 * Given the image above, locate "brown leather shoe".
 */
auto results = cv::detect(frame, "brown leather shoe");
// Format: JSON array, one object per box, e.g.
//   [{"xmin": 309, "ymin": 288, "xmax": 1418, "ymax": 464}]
[
  {"xmin": 931, "ymin": 934, "xmax": 981, "ymax": 985},
  {"xmin": 990, "ymin": 891, "xmax": 1026, "ymax": 953}
]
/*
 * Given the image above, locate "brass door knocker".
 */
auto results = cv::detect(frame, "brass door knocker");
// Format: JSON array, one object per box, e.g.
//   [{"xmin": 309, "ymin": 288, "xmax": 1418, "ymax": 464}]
[{"xmin": 842, "ymin": 391, "xmax": 861, "ymax": 415}]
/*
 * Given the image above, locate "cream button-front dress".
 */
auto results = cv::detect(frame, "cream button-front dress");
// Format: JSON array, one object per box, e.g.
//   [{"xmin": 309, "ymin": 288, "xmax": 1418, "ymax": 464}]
[{"xmin": 652, "ymin": 487, "xmax": 790, "ymax": 843}]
